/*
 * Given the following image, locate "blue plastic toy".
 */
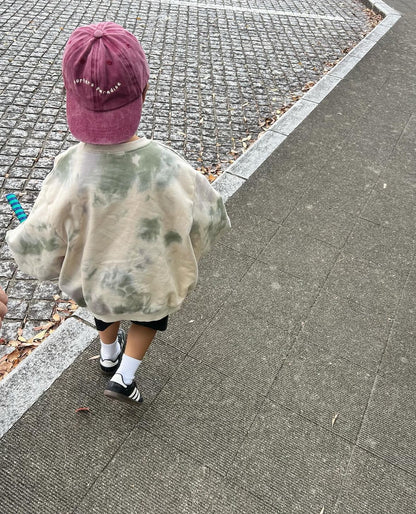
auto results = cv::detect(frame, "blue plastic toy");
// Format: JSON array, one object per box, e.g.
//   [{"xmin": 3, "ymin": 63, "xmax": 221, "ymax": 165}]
[{"xmin": 6, "ymin": 194, "xmax": 27, "ymax": 223}]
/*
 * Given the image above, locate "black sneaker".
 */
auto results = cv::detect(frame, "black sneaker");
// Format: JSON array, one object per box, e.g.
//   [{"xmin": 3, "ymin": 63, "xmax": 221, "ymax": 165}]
[
  {"xmin": 104, "ymin": 373, "xmax": 143, "ymax": 405},
  {"xmin": 99, "ymin": 329, "xmax": 126, "ymax": 376}
]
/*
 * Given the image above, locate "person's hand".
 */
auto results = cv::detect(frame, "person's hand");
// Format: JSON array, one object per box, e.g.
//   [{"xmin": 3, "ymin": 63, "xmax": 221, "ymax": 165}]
[{"xmin": 0, "ymin": 287, "xmax": 8, "ymax": 328}]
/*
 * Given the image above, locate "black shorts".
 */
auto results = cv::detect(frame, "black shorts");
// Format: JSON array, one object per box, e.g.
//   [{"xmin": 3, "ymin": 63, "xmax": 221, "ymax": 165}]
[{"xmin": 94, "ymin": 316, "xmax": 169, "ymax": 332}]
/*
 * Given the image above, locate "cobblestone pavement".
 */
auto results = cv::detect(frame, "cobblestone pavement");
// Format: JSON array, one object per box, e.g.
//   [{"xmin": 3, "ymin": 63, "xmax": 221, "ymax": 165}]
[{"xmin": 0, "ymin": 0, "xmax": 376, "ymax": 347}]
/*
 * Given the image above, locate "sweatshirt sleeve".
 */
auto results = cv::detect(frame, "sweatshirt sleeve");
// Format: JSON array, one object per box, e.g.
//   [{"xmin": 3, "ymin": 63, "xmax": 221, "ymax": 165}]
[
  {"xmin": 5, "ymin": 166, "xmax": 68, "ymax": 281},
  {"xmin": 190, "ymin": 172, "xmax": 231, "ymax": 260}
]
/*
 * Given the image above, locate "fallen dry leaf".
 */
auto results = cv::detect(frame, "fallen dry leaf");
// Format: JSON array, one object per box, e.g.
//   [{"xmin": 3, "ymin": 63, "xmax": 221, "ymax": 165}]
[
  {"xmin": 19, "ymin": 341, "xmax": 40, "ymax": 347},
  {"xmin": 7, "ymin": 350, "xmax": 20, "ymax": 363},
  {"xmin": 21, "ymin": 348, "xmax": 34, "ymax": 358},
  {"xmin": 34, "ymin": 321, "xmax": 55, "ymax": 331},
  {"xmin": 33, "ymin": 330, "xmax": 47, "ymax": 341},
  {"xmin": 88, "ymin": 355, "xmax": 100, "ymax": 361},
  {"xmin": 302, "ymin": 81, "xmax": 316, "ymax": 92},
  {"xmin": 0, "ymin": 361, "xmax": 13, "ymax": 374}
]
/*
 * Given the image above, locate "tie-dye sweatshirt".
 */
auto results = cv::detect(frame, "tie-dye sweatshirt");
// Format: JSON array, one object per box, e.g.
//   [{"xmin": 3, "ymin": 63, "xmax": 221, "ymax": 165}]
[{"xmin": 6, "ymin": 138, "xmax": 230, "ymax": 322}]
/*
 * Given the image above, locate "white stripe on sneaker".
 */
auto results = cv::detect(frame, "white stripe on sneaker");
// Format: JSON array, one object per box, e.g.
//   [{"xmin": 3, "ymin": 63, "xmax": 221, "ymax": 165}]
[{"xmin": 130, "ymin": 388, "xmax": 141, "ymax": 401}]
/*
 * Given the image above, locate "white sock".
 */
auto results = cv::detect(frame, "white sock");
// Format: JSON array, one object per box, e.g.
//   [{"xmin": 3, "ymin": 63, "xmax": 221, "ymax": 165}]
[
  {"xmin": 100, "ymin": 339, "xmax": 121, "ymax": 361},
  {"xmin": 116, "ymin": 355, "xmax": 142, "ymax": 385}
]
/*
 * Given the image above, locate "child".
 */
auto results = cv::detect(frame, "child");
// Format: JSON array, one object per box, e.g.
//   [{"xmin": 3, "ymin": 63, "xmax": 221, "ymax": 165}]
[{"xmin": 6, "ymin": 22, "xmax": 230, "ymax": 405}]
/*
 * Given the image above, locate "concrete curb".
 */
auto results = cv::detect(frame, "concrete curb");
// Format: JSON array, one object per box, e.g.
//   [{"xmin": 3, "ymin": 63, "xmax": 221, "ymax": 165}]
[
  {"xmin": 0, "ymin": 1, "xmax": 401, "ymax": 438},
  {"xmin": 213, "ymin": 2, "xmax": 401, "ymax": 201},
  {"xmin": 0, "ymin": 309, "xmax": 96, "ymax": 438}
]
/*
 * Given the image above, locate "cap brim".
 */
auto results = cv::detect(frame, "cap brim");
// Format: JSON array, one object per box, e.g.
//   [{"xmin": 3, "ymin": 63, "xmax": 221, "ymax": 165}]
[{"xmin": 66, "ymin": 93, "xmax": 143, "ymax": 145}]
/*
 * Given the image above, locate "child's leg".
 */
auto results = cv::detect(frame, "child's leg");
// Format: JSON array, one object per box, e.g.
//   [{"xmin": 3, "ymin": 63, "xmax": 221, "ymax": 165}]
[
  {"xmin": 125, "ymin": 323, "xmax": 156, "ymax": 360},
  {"xmin": 98, "ymin": 321, "xmax": 121, "ymax": 344},
  {"xmin": 95, "ymin": 318, "xmax": 123, "ymax": 366},
  {"xmin": 115, "ymin": 324, "xmax": 156, "ymax": 385},
  {"xmin": 104, "ymin": 317, "xmax": 167, "ymax": 404}
]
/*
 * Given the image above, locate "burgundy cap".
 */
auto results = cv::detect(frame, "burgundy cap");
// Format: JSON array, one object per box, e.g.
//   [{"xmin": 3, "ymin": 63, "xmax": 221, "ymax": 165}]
[{"xmin": 62, "ymin": 22, "xmax": 149, "ymax": 144}]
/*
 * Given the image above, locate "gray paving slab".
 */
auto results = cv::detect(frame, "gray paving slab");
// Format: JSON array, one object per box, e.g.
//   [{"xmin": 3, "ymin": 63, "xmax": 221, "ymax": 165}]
[
  {"xmin": 189, "ymin": 303, "xmax": 293, "ymax": 393},
  {"xmin": 133, "ymin": 335, "xmax": 188, "ymax": 402},
  {"xmin": 0, "ymin": 365, "xmax": 144, "ymax": 513},
  {"xmin": 219, "ymin": 202, "xmax": 280, "ymax": 258},
  {"xmin": 258, "ymin": 225, "xmax": 339, "ymax": 286},
  {"xmin": 268, "ymin": 337, "xmax": 375, "ymax": 441},
  {"xmin": 318, "ymin": 147, "xmax": 386, "ymax": 192},
  {"xmin": 227, "ymin": 399, "xmax": 353, "ymax": 513},
  {"xmin": 394, "ymin": 269, "xmax": 416, "ymax": 324},
  {"xmin": 334, "ymin": 447, "xmax": 416, "ymax": 514},
  {"xmin": 324, "ymin": 253, "xmax": 406, "ymax": 317},
  {"xmin": 390, "ymin": 110, "xmax": 416, "ymax": 149},
  {"xmin": 317, "ymin": 157, "xmax": 379, "ymax": 199},
  {"xmin": 226, "ymin": 166, "xmax": 303, "ymax": 223},
  {"xmin": 357, "ymin": 375, "xmax": 416, "ymax": 476},
  {"xmin": 358, "ymin": 93, "xmax": 415, "ymax": 130},
  {"xmin": 282, "ymin": 95, "xmax": 361, "ymax": 152},
  {"xmin": 379, "ymin": 320, "xmax": 416, "ymax": 384},
  {"xmin": 140, "ymin": 356, "xmax": 264, "ymax": 474},
  {"xmin": 206, "ymin": 480, "xmax": 278, "ymax": 514},
  {"xmin": 343, "ymin": 217, "xmax": 416, "ymax": 273},
  {"xmin": 299, "ymin": 290, "xmax": 392, "ymax": 370},
  {"xmin": 227, "ymin": 260, "xmax": 319, "ymax": 336},
  {"xmin": 319, "ymin": 158, "xmax": 381, "ymax": 195},
  {"xmin": 301, "ymin": 74, "xmax": 343, "ymax": 104},
  {"xmin": 283, "ymin": 196, "xmax": 357, "ymax": 249},
  {"xmin": 75, "ymin": 428, "xmax": 223, "ymax": 514},
  {"xmin": 381, "ymin": 153, "xmax": 416, "ymax": 195},
  {"xmin": 359, "ymin": 186, "xmax": 416, "ymax": 236},
  {"xmin": 304, "ymin": 168, "xmax": 374, "ymax": 215},
  {"xmin": 159, "ymin": 243, "xmax": 255, "ymax": 352}
]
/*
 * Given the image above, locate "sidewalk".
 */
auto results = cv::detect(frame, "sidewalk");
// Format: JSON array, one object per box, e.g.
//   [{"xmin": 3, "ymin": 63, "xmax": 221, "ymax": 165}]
[{"xmin": 1, "ymin": 0, "xmax": 416, "ymax": 512}]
